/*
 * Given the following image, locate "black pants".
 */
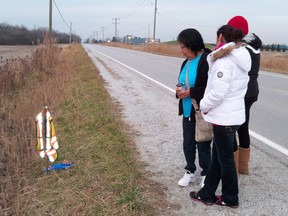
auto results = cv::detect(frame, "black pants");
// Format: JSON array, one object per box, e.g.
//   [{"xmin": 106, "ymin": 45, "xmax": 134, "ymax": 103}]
[
  {"xmin": 234, "ymin": 98, "xmax": 256, "ymax": 151},
  {"xmin": 182, "ymin": 117, "xmax": 211, "ymax": 176}
]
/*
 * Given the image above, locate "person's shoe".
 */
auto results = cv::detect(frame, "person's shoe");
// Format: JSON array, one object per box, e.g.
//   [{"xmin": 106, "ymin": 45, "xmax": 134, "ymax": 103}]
[
  {"xmin": 199, "ymin": 176, "xmax": 206, "ymax": 188},
  {"xmin": 189, "ymin": 191, "xmax": 215, "ymax": 205},
  {"xmin": 178, "ymin": 171, "xmax": 197, "ymax": 187},
  {"xmin": 215, "ymin": 196, "xmax": 239, "ymax": 209}
]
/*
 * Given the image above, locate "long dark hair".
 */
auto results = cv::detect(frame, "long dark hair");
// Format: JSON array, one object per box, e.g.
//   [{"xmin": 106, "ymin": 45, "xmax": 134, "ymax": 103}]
[
  {"xmin": 217, "ymin": 25, "xmax": 244, "ymax": 43},
  {"xmin": 177, "ymin": 28, "xmax": 205, "ymax": 55}
]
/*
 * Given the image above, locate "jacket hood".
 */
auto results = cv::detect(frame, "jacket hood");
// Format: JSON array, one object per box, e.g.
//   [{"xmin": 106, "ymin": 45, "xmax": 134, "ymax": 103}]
[
  {"xmin": 243, "ymin": 33, "xmax": 262, "ymax": 50},
  {"xmin": 210, "ymin": 42, "xmax": 251, "ymax": 73}
]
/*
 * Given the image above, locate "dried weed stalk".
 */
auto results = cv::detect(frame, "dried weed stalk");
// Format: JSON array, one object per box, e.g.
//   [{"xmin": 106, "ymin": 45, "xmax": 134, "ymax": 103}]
[{"xmin": 0, "ymin": 40, "xmax": 74, "ymax": 215}]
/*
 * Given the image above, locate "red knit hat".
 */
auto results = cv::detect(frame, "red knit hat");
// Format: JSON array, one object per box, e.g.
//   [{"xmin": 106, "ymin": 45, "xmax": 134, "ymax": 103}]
[{"xmin": 227, "ymin": 16, "xmax": 249, "ymax": 36}]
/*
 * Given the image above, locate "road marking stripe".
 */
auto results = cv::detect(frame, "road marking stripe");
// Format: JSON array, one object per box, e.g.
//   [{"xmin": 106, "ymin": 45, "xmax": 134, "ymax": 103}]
[
  {"xmin": 249, "ymin": 130, "xmax": 288, "ymax": 156},
  {"xmin": 87, "ymin": 45, "xmax": 288, "ymax": 157},
  {"xmin": 260, "ymin": 71, "xmax": 288, "ymax": 78},
  {"xmin": 87, "ymin": 46, "xmax": 175, "ymax": 93}
]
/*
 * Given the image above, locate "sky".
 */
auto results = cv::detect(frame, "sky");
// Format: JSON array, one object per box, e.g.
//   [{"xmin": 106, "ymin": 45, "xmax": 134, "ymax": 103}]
[{"xmin": 1, "ymin": 0, "xmax": 288, "ymax": 45}]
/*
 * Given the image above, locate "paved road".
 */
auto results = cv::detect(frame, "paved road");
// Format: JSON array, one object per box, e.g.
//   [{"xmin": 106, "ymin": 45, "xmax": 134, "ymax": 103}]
[
  {"xmin": 83, "ymin": 44, "xmax": 288, "ymax": 216},
  {"xmin": 84, "ymin": 44, "xmax": 288, "ymax": 163}
]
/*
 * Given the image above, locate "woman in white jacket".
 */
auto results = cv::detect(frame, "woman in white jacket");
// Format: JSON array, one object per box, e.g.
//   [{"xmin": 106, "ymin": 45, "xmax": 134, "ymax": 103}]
[{"xmin": 190, "ymin": 24, "xmax": 251, "ymax": 208}]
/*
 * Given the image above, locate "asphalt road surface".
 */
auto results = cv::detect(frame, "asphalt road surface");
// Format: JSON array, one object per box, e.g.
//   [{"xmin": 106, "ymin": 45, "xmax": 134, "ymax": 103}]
[{"xmin": 84, "ymin": 44, "xmax": 288, "ymax": 216}]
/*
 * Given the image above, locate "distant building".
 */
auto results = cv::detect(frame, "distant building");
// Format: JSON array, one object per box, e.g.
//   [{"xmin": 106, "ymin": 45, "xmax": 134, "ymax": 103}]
[{"xmin": 123, "ymin": 35, "xmax": 160, "ymax": 45}]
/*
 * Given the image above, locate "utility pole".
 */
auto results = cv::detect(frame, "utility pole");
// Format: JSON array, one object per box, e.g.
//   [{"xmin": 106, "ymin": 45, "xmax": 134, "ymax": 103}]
[
  {"xmin": 101, "ymin": 27, "xmax": 105, "ymax": 42},
  {"xmin": 148, "ymin": 24, "xmax": 150, "ymax": 42},
  {"xmin": 153, "ymin": 0, "xmax": 157, "ymax": 43},
  {"xmin": 49, "ymin": 0, "xmax": 52, "ymax": 44},
  {"xmin": 112, "ymin": 18, "xmax": 120, "ymax": 41},
  {"xmin": 69, "ymin": 22, "xmax": 72, "ymax": 44},
  {"xmin": 94, "ymin": 31, "xmax": 98, "ymax": 43},
  {"xmin": 94, "ymin": 31, "xmax": 98, "ymax": 42}
]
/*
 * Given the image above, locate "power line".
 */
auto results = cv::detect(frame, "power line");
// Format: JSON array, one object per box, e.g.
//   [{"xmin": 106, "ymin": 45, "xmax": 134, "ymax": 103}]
[
  {"xmin": 157, "ymin": 12, "xmax": 215, "ymax": 28},
  {"xmin": 119, "ymin": 0, "xmax": 150, "ymax": 19},
  {"xmin": 157, "ymin": 12, "xmax": 191, "ymax": 26},
  {"xmin": 53, "ymin": 0, "xmax": 70, "ymax": 30},
  {"xmin": 120, "ymin": 22, "xmax": 153, "ymax": 35}
]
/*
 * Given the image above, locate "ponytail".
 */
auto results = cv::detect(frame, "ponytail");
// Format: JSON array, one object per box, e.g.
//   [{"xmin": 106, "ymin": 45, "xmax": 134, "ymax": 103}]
[
  {"xmin": 217, "ymin": 25, "xmax": 244, "ymax": 43},
  {"xmin": 231, "ymin": 28, "xmax": 244, "ymax": 42}
]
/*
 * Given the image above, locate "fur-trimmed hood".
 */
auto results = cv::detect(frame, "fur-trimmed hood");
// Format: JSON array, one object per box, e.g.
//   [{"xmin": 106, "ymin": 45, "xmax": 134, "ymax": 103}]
[{"xmin": 208, "ymin": 42, "xmax": 251, "ymax": 73}]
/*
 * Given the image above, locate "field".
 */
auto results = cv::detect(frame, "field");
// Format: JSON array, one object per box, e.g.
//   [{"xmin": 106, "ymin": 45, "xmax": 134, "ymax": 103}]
[
  {"xmin": 0, "ymin": 45, "xmax": 70, "ymax": 64},
  {"xmin": 0, "ymin": 45, "xmax": 37, "ymax": 63},
  {"xmin": 260, "ymin": 51, "xmax": 288, "ymax": 74},
  {"xmin": 104, "ymin": 42, "xmax": 288, "ymax": 75}
]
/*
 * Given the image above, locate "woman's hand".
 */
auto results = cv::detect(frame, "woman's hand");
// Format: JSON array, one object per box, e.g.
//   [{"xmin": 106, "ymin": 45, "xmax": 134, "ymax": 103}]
[{"xmin": 176, "ymin": 88, "xmax": 190, "ymax": 99}]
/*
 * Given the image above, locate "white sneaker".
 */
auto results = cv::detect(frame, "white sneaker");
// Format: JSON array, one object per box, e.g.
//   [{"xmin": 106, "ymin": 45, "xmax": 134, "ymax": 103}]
[
  {"xmin": 199, "ymin": 176, "xmax": 206, "ymax": 188},
  {"xmin": 178, "ymin": 171, "xmax": 197, "ymax": 187}
]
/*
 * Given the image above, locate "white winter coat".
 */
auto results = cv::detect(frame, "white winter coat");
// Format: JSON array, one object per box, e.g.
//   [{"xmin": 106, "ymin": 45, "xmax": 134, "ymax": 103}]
[{"xmin": 200, "ymin": 42, "xmax": 251, "ymax": 126}]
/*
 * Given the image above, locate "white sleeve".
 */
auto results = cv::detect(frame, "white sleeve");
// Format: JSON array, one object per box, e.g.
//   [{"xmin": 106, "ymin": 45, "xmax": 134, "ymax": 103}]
[{"xmin": 200, "ymin": 59, "xmax": 235, "ymax": 113}]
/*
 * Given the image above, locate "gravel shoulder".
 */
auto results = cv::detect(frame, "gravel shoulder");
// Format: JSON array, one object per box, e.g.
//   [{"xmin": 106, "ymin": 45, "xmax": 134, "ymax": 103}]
[{"xmin": 86, "ymin": 46, "xmax": 288, "ymax": 216}]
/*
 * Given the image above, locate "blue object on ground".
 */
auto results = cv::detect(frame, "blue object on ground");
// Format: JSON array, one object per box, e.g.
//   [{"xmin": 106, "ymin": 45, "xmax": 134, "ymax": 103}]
[{"xmin": 45, "ymin": 163, "xmax": 73, "ymax": 172}]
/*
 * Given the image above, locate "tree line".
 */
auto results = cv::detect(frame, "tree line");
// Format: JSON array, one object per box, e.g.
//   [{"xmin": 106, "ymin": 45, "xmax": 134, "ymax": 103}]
[
  {"xmin": 0, "ymin": 22, "xmax": 81, "ymax": 45},
  {"xmin": 261, "ymin": 44, "xmax": 287, "ymax": 52}
]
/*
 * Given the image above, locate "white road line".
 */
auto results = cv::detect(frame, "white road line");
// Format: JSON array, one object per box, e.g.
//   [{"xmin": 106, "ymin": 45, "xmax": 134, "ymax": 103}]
[
  {"xmin": 260, "ymin": 71, "xmax": 288, "ymax": 78},
  {"xmin": 260, "ymin": 86, "xmax": 288, "ymax": 95},
  {"xmin": 87, "ymin": 45, "xmax": 288, "ymax": 157},
  {"xmin": 87, "ymin": 46, "xmax": 175, "ymax": 93},
  {"xmin": 249, "ymin": 130, "xmax": 288, "ymax": 157}
]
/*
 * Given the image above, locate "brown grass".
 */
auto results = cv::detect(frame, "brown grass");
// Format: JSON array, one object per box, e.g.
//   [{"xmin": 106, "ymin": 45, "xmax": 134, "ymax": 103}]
[
  {"xmin": 0, "ymin": 42, "xmax": 174, "ymax": 215},
  {"xmin": 106, "ymin": 42, "xmax": 183, "ymax": 57},
  {"xmin": 105, "ymin": 42, "xmax": 288, "ymax": 75},
  {"xmin": 0, "ymin": 41, "xmax": 72, "ymax": 215},
  {"xmin": 260, "ymin": 51, "xmax": 288, "ymax": 74}
]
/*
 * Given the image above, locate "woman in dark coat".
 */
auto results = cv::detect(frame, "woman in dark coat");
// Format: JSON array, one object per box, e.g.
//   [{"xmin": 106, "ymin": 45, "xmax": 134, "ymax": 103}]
[{"xmin": 176, "ymin": 28, "xmax": 212, "ymax": 188}]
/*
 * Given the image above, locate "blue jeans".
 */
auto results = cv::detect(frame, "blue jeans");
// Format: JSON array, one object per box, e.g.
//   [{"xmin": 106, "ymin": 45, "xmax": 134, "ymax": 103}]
[
  {"xmin": 183, "ymin": 117, "xmax": 211, "ymax": 176},
  {"xmin": 198, "ymin": 125, "xmax": 239, "ymax": 205}
]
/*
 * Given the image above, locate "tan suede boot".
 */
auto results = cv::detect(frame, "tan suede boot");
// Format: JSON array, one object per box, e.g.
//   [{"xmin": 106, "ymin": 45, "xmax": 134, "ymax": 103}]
[
  {"xmin": 239, "ymin": 147, "xmax": 250, "ymax": 174},
  {"xmin": 233, "ymin": 149, "xmax": 239, "ymax": 177}
]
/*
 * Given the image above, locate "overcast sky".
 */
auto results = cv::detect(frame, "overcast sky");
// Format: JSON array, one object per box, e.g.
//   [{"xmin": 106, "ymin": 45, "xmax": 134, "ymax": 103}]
[{"xmin": 1, "ymin": 0, "xmax": 287, "ymax": 44}]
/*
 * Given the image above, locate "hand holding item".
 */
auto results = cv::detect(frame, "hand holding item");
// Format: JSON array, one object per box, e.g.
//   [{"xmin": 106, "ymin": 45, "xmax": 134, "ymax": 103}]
[
  {"xmin": 176, "ymin": 83, "xmax": 190, "ymax": 99},
  {"xmin": 177, "ymin": 89, "xmax": 190, "ymax": 99},
  {"xmin": 176, "ymin": 83, "xmax": 185, "ymax": 92}
]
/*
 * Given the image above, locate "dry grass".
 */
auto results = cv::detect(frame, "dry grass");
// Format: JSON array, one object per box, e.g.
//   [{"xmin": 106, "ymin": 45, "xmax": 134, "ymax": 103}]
[
  {"xmin": 105, "ymin": 42, "xmax": 182, "ymax": 57},
  {"xmin": 105, "ymin": 42, "xmax": 214, "ymax": 58},
  {"xmin": 0, "ymin": 41, "xmax": 72, "ymax": 215},
  {"xmin": 105, "ymin": 42, "xmax": 288, "ymax": 75},
  {"xmin": 261, "ymin": 51, "xmax": 288, "ymax": 74},
  {"xmin": 0, "ymin": 42, "xmax": 173, "ymax": 215}
]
